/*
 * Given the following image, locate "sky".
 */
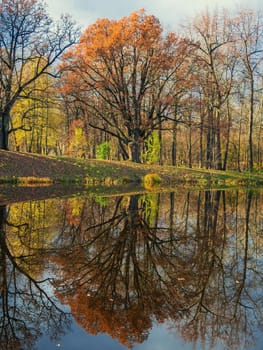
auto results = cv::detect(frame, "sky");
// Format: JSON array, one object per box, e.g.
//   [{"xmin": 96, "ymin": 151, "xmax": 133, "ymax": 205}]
[{"xmin": 44, "ymin": 0, "xmax": 262, "ymax": 31}]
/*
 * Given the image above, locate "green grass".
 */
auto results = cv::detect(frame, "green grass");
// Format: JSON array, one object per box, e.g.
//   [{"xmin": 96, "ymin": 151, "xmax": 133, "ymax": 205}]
[{"xmin": 1, "ymin": 150, "xmax": 263, "ymax": 189}]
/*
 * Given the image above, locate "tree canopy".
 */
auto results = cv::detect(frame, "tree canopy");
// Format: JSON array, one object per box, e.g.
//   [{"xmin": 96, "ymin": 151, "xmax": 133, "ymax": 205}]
[
  {"xmin": 1, "ymin": 2, "xmax": 263, "ymax": 171},
  {"xmin": 60, "ymin": 9, "xmax": 192, "ymax": 162}
]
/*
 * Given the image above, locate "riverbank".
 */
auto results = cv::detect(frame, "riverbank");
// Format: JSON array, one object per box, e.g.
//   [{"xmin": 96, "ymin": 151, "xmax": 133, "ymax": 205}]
[{"xmin": 1, "ymin": 150, "xmax": 263, "ymax": 189}]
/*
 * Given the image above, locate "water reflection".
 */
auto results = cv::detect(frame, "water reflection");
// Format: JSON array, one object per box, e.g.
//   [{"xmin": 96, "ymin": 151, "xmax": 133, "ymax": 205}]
[
  {"xmin": 0, "ymin": 190, "xmax": 263, "ymax": 349},
  {"xmin": 0, "ymin": 202, "xmax": 71, "ymax": 350}
]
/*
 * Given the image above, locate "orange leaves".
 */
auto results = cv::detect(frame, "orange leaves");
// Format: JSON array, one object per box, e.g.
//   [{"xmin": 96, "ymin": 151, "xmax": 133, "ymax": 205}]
[
  {"xmin": 121, "ymin": 9, "xmax": 162, "ymax": 49},
  {"xmin": 61, "ymin": 9, "xmax": 169, "ymax": 107},
  {"xmin": 61, "ymin": 9, "xmax": 178, "ymax": 94},
  {"xmin": 77, "ymin": 9, "xmax": 163, "ymax": 61},
  {"xmin": 79, "ymin": 16, "xmax": 126, "ymax": 63},
  {"xmin": 59, "ymin": 8, "xmax": 194, "ymax": 162}
]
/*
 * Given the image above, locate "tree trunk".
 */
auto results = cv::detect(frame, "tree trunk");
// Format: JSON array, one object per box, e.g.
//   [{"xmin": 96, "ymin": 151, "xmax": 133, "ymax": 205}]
[
  {"xmin": 172, "ymin": 120, "xmax": 177, "ymax": 166},
  {"xmin": 223, "ymin": 100, "xmax": 231, "ymax": 170},
  {"xmin": 249, "ymin": 78, "xmax": 254, "ymax": 171},
  {"xmin": 215, "ymin": 108, "xmax": 223, "ymax": 170},
  {"xmin": 119, "ymin": 140, "xmax": 129, "ymax": 160},
  {"xmin": 188, "ymin": 115, "xmax": 192, "ymax": 168},
  {"xmin": 257, "ymin": 116, "xmax": 262, "ymax": 168},
  {"xmin": 128, "ymin": 141, "xmax": 141, "ymax": 162},
  {"xmin": 0, "ymin": 112, "xmax": 9, "ymax": 150},
  {"xmin": 237, "ymin": 117, "xmax": 242, "ymax": 172},
  {"xmin": 199, "ymin": 112, "xmax": 204, "ymax": 168},
  {"xmin": 128, "ymin": 128, "xmax": 141, "ymax": 163},
  {"xmin": 158, "ymin": 123, "xmax": 163, "ymax": 165},
  {"xmin": 206, "ymin": 125, "xmax": 212, "ymax": 169}
]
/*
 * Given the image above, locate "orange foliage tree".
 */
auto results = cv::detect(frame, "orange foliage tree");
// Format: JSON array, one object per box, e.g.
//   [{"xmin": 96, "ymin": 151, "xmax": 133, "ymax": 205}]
[{"xmin": 61, "ymin": 9, "xmax": 191, "ymax": 162}]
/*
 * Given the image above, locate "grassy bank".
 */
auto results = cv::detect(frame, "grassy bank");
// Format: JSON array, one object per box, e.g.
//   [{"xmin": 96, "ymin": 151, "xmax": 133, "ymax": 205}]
[{"xmin": 1, "ymin": 150, "xmax": 263, "ymax": 189}]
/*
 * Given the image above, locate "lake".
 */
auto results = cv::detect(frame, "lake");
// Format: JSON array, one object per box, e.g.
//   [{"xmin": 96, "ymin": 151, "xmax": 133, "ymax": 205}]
[{"xmin": 0, "ymin": 188, "xmax": 262, "ymax": 350}]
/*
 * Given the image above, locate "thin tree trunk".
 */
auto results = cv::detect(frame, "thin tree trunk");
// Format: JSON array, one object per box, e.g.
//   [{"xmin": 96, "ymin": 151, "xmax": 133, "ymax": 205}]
[
  {"xmin": 257, "ymin": 116, "xmax": 262, "ymax": 168},
  {"xmin": 223, "ymin": 99, "xmax": 231, "ymax": 170},
  {"xmin": 215, "ymin": 108, "xmax": 222, "ymax": 170},
  {"xmin": 249, "ymin": 78, "xmax": 254, "ymax": 171},
  {"xmin": 206, "ymin": 114, "xmax": 212, "ymax": 169},
  {"xmin": 199, "ymin": 110, "xmax": 204, "ymax": 168},
  {"xmin": 158, "ymin": 115, "xmax": 163, "ymax": 165},
  {"xmin": 172, "ymin": 120, "xmax": 177, "ymax": 166},
  {"xmin": 188, "ymin": 115, "xmax": 192, "ymax": 168},
  {"xmin": 237, "ymin": 116, "xmax": 242, "ymax": 172}
]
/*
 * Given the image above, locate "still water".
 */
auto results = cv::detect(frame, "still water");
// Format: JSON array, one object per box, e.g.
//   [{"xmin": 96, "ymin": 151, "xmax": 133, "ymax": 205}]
[{"xmin": 0, "ymin": 189, "xmax": 262, "ymax": 350}]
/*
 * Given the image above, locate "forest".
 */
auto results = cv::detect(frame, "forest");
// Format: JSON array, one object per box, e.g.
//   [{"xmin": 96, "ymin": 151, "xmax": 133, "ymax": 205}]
[{"xmin": 1, "ymin": 0, "xmax": 263, "ymax": 170}]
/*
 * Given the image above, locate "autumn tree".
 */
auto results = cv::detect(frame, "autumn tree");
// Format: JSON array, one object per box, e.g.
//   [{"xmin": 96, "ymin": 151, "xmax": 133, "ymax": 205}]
[
  {"xmin": 187, "ymin": 10, "xmax": 237, "ymax": 170},
  {"xmin": 67, "ymin": 118, "xmax": 87, "ymax": 157},
  {"xmin": 0, "ymin": 0, "xmax": 79, "ymax": 150},
  {"xmin": 233, "ymin": 10, "xmax": 263, "ymax": 170},
  {"xmin": 9, "ymin": 62, "xmax": 67, "ymax": 154},
  {"xmin": 53, "ymin": 194, "xmax": 187, "ymax": 347},
  {"xmin": 61, "ymin": 9, "xmax": 190, "ymax": 162},
  {"xmin": 0, "ymin": 201, "xmax": 70, "ymax": 349},
  {"xmin": 50, "ymin": 190, "xmax": 263, "ymax": 349}
]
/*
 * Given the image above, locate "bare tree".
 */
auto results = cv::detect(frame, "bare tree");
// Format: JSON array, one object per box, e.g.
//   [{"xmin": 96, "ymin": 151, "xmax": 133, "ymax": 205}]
[
  {"xmin": 187, "ymin": 10, "xmax": 236, "ymax": 170},
  {"xmin": 233, "ymin": 10, "xmax": 263, "ymax": 170}
]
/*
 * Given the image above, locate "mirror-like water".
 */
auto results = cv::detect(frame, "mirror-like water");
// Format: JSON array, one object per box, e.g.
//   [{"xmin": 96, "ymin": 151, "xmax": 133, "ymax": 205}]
[{"xmin": 0, "ymin": 189, "xmax": 262, "ymax": 350}]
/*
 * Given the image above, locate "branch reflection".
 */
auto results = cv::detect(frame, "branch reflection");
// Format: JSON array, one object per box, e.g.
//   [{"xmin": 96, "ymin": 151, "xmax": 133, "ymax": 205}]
[
  {"xmin": 0, "ymin": 191, "xmax": 262, "ymax": 349},
  {"xmin": 53, "ymin": 190, "xmax": 263, "ymax": 349},
  {"xmin": 0, "ymin": 202, "xmax": 71, "ymax": 350}
]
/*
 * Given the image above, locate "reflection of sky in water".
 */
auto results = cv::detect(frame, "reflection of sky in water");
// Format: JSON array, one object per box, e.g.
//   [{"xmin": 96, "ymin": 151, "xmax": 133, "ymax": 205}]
[
  {"xmin": 36, "ymin": 263, "xmax": 263, "ymax": 349},
  {"xmin": 37, "ymin": 319, "xmax": 263, "ymax": 350},
  {"xmin": 4, "ymin": 191, "xmax": 263, "ymax": 350},
  {"xmin": 37, "ymin": 321, "xmax": 126, "ymax": 350},
  {"xmin": 36, "ymin": 320, "xmax": 194, "ymax": 350}
]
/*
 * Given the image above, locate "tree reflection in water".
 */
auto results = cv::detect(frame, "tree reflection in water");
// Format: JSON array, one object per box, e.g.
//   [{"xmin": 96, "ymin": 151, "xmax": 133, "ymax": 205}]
[
  {"xmin": 0, "ymin": 190, "xmax": 263, "ymax": 350},
  {"xmin": 0, "ymin": 203, "xmax": 71, "ymax": 350},
  {"xmin": 53, "ymin": 190, "xmax": 263, "ymax": 349}
]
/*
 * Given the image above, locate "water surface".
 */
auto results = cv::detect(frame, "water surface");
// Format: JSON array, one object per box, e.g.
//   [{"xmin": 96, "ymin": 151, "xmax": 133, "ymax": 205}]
[{"xmin": 0, "ymin": 189, "xmax": 262, "ymax": 349}]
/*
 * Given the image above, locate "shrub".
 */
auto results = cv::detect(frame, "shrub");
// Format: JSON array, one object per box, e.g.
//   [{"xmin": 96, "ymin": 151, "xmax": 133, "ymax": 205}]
[
  {"xmin": 96, "ymin": 141, "xmax": 110, "ymax": 160},
  {"xmin": 143, "ymin": 173, "xmax": 161, "ymax": 189},
  {"xmin": 141, "ymin": 131, "xmax": 160, "ymax": 164}
]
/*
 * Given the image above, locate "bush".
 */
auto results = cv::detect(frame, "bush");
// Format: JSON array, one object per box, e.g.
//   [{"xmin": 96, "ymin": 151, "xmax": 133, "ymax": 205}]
[
  {"xmin": 143, "ymin": 173, "xmax": 161, "ymax": 189},
  {"xmin": 141, "ymin": 131, "xmax": 160, "ymax": 164},
  {"xmin": 96, "ymin": 141, "xmax": 110, "ymax": 160}
]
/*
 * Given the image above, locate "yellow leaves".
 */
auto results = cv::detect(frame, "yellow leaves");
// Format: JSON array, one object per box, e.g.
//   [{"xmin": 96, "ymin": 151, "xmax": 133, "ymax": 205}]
[
  {"xmin": 65, "ymin": 197, "xmax": 85, "ymax": 225},
  {"xmin": 74, "ymin": 127, "xmax": 83, "ymax": 137},
  {"xmin": 68, "ymin": 118, "xmax": 87, "ymax": 157},
  {"xmin": 6, "ymin": 199, "xmax": 61, "ymax": 277},
  {"xmin": 9, "ymin": 62, "xmax": 66, "ymax": 153},
  {"xmin": 143, "ymin": 173, "xmax": 161, "ymax": 189}
]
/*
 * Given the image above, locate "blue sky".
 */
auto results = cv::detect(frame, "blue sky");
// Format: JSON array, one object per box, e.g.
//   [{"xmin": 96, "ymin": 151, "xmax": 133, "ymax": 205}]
[{"xmin": 44, "ymin": 0, "xmax": 262, "ymax": 30}]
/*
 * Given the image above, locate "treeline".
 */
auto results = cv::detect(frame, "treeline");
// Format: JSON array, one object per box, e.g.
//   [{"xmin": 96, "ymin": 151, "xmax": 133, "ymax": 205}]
[{"xmin": 1, "ymin": 1, "xmax": 263, "ymax": 170}]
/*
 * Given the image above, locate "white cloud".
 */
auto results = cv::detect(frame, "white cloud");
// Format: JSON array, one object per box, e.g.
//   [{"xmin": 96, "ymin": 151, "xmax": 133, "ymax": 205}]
[
  {"xmin": 45, "ymin": 0, "xmax": 143, "ymax": 28},
  {"xmin": 140, "ymin": 0, "xmax": 262, "ymax": 29},
  {"xmin": 44, "ymin": 0, "xmax": 262, "ymax": 30}
]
